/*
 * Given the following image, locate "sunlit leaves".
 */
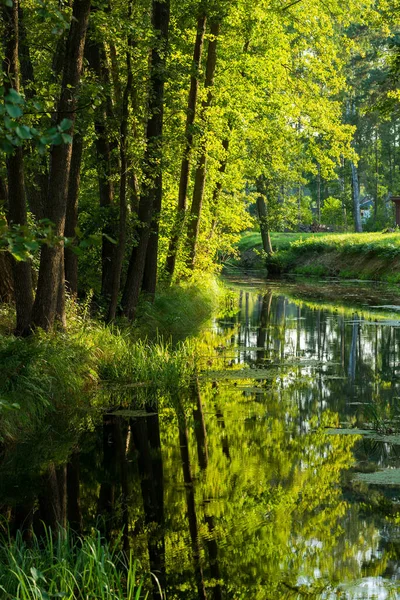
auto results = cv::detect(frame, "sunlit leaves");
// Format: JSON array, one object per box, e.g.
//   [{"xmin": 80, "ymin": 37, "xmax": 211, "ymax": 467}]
[{"xmin": 0, "ymin": 86, "xmax": 73, "ymax": 155}]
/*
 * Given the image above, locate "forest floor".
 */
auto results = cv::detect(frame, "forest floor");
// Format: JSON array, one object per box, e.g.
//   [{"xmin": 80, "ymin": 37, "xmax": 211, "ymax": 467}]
[{"xmin": 231, "ymin": 230, "xmax": 400, "ymax": 283}]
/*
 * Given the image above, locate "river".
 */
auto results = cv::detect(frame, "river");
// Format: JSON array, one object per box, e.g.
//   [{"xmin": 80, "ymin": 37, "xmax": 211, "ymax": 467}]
[{"xmin": 3, "ymin": 278, "xmax": 400, "ymax": 599}]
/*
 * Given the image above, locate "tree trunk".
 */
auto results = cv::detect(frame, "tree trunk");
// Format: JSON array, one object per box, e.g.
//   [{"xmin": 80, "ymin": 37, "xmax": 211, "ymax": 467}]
[
  {"xmin": 255, "ymin": 179, "xmax": 273, "ymax": 256},
  {"xmin": 107, "ymin": 3, "xmax": 133, "ymax": 322},
  {"xmin": 31, "ymin": 0, "xmax": 91, "ymax": 330},
  {"xmin": 64, "ymin": 133, "xmax": 83, "ymax": 296},
  {"xmin": 374, "ymin": 126, "xmax": 379, "ymax": 223},
  {"xmin": 208, "ymin": 135, "xmax": 229, "ymax": 239},
  {"xmin": 86, "ymin": 34, "xmax": 116, "ymax": 299},
  {"xmin": 186, "ymin": 20, "xmax": 220, "ymax": 269},
  {"xmin": 3, "ymin": 0, "xmax": 34, "ymax": 336},
  {"xmin": 351, "ymin": 160, "xmax": 362, "ymax": 233},
  {"xmin": 0, "ymin": 253, "xmax": 14, "ymax": 303},
  {"xmin": 122, "ymin": 0, "xmax": 170, "ymax": 319},
  {"xmin": 317, "ymin": 163, "xmax": 321, "ymax": 223},
  {"xmin": 165, "ymin": 12, "xmax": 207, "ymax": 279}
]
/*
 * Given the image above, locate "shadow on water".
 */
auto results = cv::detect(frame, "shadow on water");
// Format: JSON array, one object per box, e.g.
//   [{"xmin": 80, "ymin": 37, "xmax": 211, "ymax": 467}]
[{"xmin": 5, "ymin": 280, "xmax": 400, "ymax": 597}]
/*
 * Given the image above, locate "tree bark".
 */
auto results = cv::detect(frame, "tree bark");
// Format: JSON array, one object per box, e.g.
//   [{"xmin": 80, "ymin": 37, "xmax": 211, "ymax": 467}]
[
  {"xmin": 316, "ymin": 163, "xmax": 321, "ymax": 224},
  {"xmin": 64, "ymin": 133, "xmax": 83, "ymax": 296},
  {"xmin": 0, "ymin": 253, "xmax": 14, "ymax": 303},
  {"xmin": 165, "ymin": 12, "xmax": 207, "ymax": 279},
  {"xmin": 351, "ymin": 160, "xmax": 362, "ymax": 233},
  {"xmin": 186, "ymin": 20, "xmax": 220, "ymax": 269},
  {"xmin": 122, "ymin": 0, "xmax": 170, "ymax": 319},
  {"xmin": 31, "ymin": 0, "xmax": 91, "ymax": 330},
  {"xmin": 107, "ymin": 3, "xmax": 133, "ymax": 322},
  {"xmin": 86, "ymin": 33, "xmax": 116, "ymax": 299},
  {"xmin": 208, "ymin": 135, "xmax": 229, "ymax": 239},
  {"xmin": 3, "ymin": 0, "xmax": 34, "ymax": 335},
  {"xmin": 256, "ymin": 179, "xmax": 273, "ymax": 256}
]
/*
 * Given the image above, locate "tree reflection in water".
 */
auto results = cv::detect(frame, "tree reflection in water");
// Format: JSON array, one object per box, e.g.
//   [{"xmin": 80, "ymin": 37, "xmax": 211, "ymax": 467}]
[{"xmin": 3, "ymin": 283, "xmax": 400, "ymax": 598}]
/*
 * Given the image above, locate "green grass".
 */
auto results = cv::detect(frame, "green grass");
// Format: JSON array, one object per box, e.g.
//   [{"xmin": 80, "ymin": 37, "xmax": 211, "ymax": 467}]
[
  {"xmin": 0, "ymin": 278, "xmax": 229, "ymax": 444},
  {"xmin": 289, "ymin": 231, "xmax": 400, "ymax": 258},
  {"xmin": 238, "ymin": 230, "xmax": 327, "ymax": 253},
  {"xmin": 236, "ymin": 230, "xmax": 400, "ymax": 281},
  {"xmin": 0, "ymin": 527, "xmax": 154, "ymax": 600}
]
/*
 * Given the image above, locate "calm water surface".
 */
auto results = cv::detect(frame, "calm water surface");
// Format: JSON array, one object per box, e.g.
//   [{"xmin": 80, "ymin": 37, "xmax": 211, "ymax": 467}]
[{"xmin": 4, "ymin": 279, "xmax": 400, "ymax": 599}]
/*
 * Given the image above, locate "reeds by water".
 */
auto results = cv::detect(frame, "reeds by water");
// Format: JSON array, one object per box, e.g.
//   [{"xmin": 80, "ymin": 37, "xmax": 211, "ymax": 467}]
[{"xmin": 0, "ymin": 527, "xmax": 155, "ymax": 599}]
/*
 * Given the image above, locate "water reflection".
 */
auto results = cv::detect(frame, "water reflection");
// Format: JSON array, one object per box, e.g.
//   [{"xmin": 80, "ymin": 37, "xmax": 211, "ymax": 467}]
[{"xmin": 3, "ymin": 283, "xmax": 400, "ymax": 598}]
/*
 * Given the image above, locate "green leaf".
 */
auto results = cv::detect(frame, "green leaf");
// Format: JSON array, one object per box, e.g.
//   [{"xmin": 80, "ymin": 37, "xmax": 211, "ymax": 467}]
[
  {"xmin": 0, "ymin": 139, "xmax": 14, "ymax": 154},
  {"xmin": 59, "ymin": 118, "xmax": 72, "ymax": 132},
  {"xmin": 61, "ymin": 133, "xmax": 72, "ymax": 144},
  {"xmin": 51, "ymin": 133, "xmax": 63, "ymax": 145},
  {"xmin": 4, "ymin": 88, "xmax": 24, "ymax": 104},
  {"xmin": 15, "ymin": 125, "xmax": 32, "ymax": 140},
  {"xmin": 5, "ymin": 104, "xmax": 22, "ymax": 118},
  {"xmin": 24, "ymin": 240, "xmax": 39, "ymax": 251},
  {"xmin": 10, "ymin": 248, "xmax": 28, "ymax": 261}
]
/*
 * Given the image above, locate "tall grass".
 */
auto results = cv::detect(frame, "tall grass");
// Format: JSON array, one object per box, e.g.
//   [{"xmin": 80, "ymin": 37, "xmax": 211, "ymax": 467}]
[
  {"xmin": 0, "ymin": 278, "xmax": 229, "ymax": 443},
  {"xmin": 0, "ymin": 527, "xmax": 154, "ymax": 599},
  {"xmin": 290, "ymin": 231, "xmax": 400, "ymax": 259}
]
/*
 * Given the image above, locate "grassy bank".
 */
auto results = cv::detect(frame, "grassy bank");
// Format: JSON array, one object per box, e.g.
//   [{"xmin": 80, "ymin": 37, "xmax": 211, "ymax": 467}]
[
  {"xmin": 227, "ymin": 231, "xmax": 324, "ymax": 271},
  {"xmin": 234, "ymin": 230, "xmax": 400, "ymax": 282},
  {"xmin": 0, "ymin": 276, "xmax": 227, "ymax": 445}
]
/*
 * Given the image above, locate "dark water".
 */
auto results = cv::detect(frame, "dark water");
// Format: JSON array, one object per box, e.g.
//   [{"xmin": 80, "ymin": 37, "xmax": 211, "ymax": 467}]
[{"xmin": 4, "ymin": 280, "xmax": 400, "ymax": 599}]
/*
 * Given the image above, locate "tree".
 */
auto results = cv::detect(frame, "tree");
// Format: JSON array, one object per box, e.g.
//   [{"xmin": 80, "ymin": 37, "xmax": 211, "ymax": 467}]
[{"xmin": 31, "ymin": 0, "xmax": 91, "ymax": 330}]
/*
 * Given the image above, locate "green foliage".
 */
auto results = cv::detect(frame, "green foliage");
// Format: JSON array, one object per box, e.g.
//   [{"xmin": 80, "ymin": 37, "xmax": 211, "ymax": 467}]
[
  {"xmin": 0, "ymin": 527, "xmax": 151, "ymax": 600},
  {"xmin": 321, "ymin": 197, "xmax": 344, "ymax": 228},
  {"xmin": 0, "ymin": 87, "xmax": 72, "ymax": 155}
]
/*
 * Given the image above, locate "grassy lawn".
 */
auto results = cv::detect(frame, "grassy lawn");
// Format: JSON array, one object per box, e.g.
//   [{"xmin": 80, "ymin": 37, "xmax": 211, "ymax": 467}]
[
  {"xmin": 236, "ymin": 230, "xmax": 400, "ymax": 281},
  {"xmin": 238, "ymin": 230, "xmax": 331, "ymax": 253},
  {"xmin": 290, "ymin": 231, "xmax": 400, "ymax": 257},
  {"xmin": 240, "ymin": 230, "xmax": 400, "ymax": 256}
]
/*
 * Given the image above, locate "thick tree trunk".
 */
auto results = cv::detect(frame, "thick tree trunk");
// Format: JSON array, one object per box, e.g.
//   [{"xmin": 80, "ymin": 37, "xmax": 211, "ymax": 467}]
[
  {"xmin": 186, "ymin": 20, "xmax": 220, "ymax": 269},
  {"xmin": 165, "ymin": 13, "xmax": 207, "ymax": 279},
  {"xmin": 3, "ymin": 0, "xmax": 34, "ymax": 335},
  {"xmin": 31, "ymin": 0, "xmax": 91, "ymax": 330},
  {"xmin": 64, "ymin": 134, "xmax": 83, "ymax": 296},
  {"xmin": 122, "ymin": 0, "xmax": 170, "ymax": 319},
  {"xmin": 107, "ymin": 5, "xmax": 133, "ymax": 321},
  {"xmin": 351, "ymin": 161, "xmax": 362, "ymax": 233}
]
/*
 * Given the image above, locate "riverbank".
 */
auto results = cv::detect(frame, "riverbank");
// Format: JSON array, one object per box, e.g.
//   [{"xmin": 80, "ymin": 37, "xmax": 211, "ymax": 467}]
[
  {"xmin": 0, "ymin": 276, "xmax": 226, "ymax": 444},
  {"xmin": 231, "ymin": 230, "xmax": 400, "ymax": 282}
]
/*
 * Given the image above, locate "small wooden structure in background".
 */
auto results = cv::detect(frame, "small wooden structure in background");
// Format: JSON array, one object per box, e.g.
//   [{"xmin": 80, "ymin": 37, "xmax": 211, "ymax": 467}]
[{"xmin": 391, "ymin": 196, "xmax": 400, "ymax": 226}]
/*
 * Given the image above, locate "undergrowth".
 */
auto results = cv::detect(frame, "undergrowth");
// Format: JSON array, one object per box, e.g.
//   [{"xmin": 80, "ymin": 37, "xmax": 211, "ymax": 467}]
[{"xmin": 0, "ymin": 277, "xmax": 228, "ymax": 443}]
